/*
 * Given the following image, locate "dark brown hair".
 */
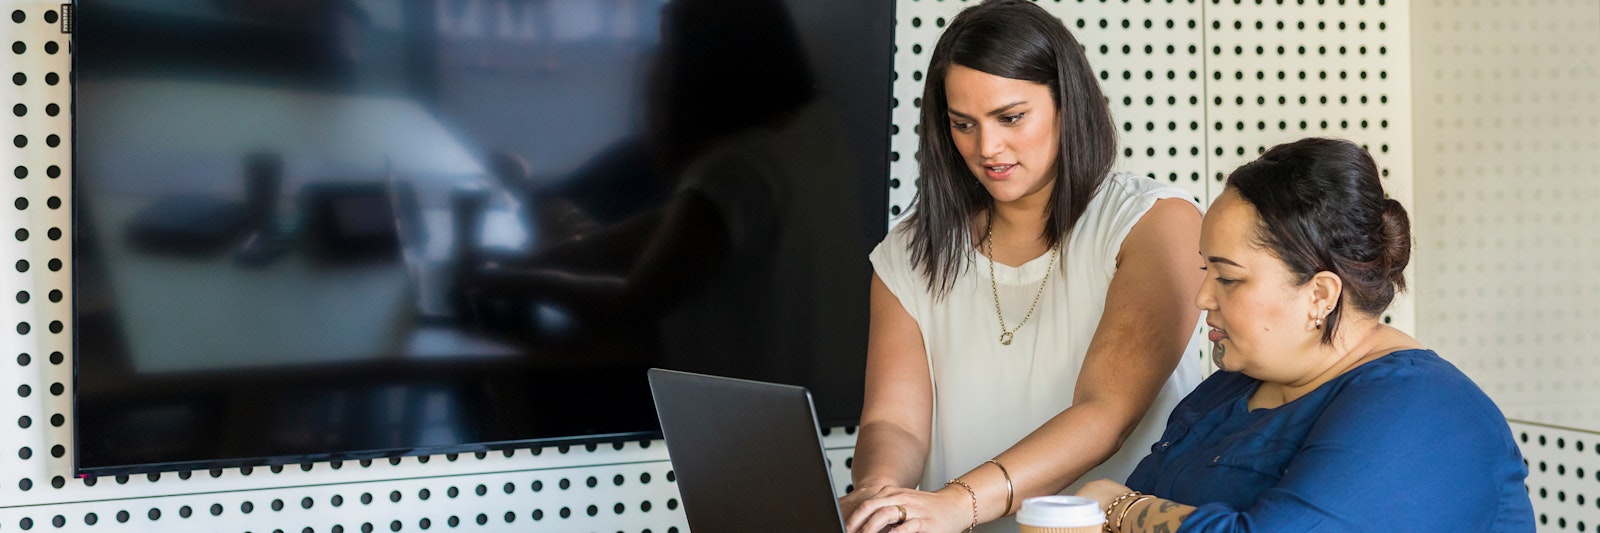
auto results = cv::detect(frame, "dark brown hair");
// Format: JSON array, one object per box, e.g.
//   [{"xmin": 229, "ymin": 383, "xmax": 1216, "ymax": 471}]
[
  {"xmin": 904, "ymin": 0, "xmax": 1117, "ymax": 297},
  {"xmin": 1225, "ymin": 138, "xmax": 1412, "ymax": 343}
]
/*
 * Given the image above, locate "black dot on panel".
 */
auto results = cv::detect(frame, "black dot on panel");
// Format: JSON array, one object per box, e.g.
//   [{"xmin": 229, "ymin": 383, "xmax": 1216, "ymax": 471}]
[
  {"xmin": 44, "ymin": 103, "xmax": 58, "ymax": 116},
  {"xmin": 475, "ymin": 484, "xmax": 488, "ymax": 496},
  {"xmin": 361, "ymin": 492, "xmax": 373, "ymax": 504},
  {"xmin": 51, "ymin": 475, "xmax": 64, "ymax": 488},
  {"xmin": 19, "ymin": 477, "xmax": 32, "ymax": 490},
  {"xmin": 44, "ymin": 72, "xmax": 57, "ymax": 84},
  {"xmin": 85, "ymin": 513, "xmax": 98, "ymax": 525},
  {"xmin": 11, "ymin": 41, "xmax": 24, "ymax": 54},
  {"xmin": 475, "ymin": 514, "xmax": 488, "ymax": 525},
  {"xmin": 390, "ymin": 490, "xmax": 403, "ymax": 502},
  {"xmin": 116, "ymin": 510, "xmax": 129, "ymax": 523},
  {"xmin": 361, "ymin": 523, "xmax": 375, "ymax": 533},
  {"xmin": 14, "ymin": 135, "xmax": 26, "ymax": 148},
  {"xmin": 447, "ymin": 516, "xmax": 459, "ymax": 527},
  {"xmin": 447, "ymin": 486, "xmax": 459, "ymax": 498},
  {"xmin": 148, "ymin": 508, "xmax": 161, "ymax": 521},
  {"xmin": 13, "ymin": 72, "xmax": 26, "ymax": 85},
  {"xmin": 50, "ymin": 444, "xmax": 63, "ymax": 457},
  {"xmin": 504, "ymin": 511, "xmax": 516, "ymax": 523},
  {"xmin": 418, "ymin": 518, "xmax": 431, "ymax": 530},
  {"xmin": 179, "ymin": 505, "xmax": 192, "ymax": 518}
]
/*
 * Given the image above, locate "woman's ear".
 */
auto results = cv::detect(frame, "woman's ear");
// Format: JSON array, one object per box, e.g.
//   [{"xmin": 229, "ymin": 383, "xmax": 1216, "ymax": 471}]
[{"xmin": 1307, "ymin": 270, "xmax": 1342, "ymax": 320}]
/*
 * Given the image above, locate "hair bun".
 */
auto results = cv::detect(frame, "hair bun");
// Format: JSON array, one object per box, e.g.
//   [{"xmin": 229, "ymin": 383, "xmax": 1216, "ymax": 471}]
[{"xmin": 1378, "ymin": 198, "xmax": 1412, "ymax": 291}]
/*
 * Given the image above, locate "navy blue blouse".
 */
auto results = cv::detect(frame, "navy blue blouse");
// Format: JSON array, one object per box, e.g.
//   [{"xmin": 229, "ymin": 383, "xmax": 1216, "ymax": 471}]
[{"xmin": 1125, "ymin": 349, "xmax": 1533, "ymax": 532}]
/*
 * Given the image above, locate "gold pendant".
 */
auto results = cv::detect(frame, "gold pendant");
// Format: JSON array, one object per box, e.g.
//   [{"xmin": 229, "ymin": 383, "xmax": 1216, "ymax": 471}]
[{"xmin": 999, "ymin": 331, "xmax": 1014, "ymax": 345}]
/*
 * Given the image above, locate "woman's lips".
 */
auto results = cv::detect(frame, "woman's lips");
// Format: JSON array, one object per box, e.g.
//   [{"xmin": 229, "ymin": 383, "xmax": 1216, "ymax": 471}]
[
  {"xmin": 1207, "ymin": 327, "xmax": 1228, "ymax": 343},
  {"xmin": 984, "ymin": 163, "xmax": 1016, "ymax": 180}
]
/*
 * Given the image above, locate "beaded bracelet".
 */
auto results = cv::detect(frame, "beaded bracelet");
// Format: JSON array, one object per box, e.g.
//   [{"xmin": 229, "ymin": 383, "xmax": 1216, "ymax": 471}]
[
  {"xmin": 984, "ymin": 459, "xmax": 1014, "ymax": 515},
  {"xmin": 945, "ymin": 478, "xmax": 978, "ymax": 533}
]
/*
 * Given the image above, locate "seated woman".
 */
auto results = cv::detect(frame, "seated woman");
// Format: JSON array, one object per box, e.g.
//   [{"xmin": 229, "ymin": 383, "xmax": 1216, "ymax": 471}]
[{"xmin": 1078, "ymin": 138, "xmax": 1534, "ymax": 532}]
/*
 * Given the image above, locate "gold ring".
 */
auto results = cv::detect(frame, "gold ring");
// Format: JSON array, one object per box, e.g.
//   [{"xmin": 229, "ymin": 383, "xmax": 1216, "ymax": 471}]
[{"xmin": 895, "ymin": 504, "xmax": 907, "ymax": 524}]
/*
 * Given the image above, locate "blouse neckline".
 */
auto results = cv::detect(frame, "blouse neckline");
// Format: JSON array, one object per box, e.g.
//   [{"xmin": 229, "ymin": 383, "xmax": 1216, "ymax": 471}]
[
  {"xmin": 972, "ymin": 247, "xmax": 1061, "ymax": 285},
  {"xmin": 1238, "ymin": 348, "xmax": 1434, "ymax": 413}
]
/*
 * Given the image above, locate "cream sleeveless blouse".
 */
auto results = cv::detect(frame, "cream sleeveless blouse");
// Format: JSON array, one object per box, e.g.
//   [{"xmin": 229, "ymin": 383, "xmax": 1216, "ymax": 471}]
[{"xmin": 869, "ymin": 173, "xmax": 1204, "ymax": 533}]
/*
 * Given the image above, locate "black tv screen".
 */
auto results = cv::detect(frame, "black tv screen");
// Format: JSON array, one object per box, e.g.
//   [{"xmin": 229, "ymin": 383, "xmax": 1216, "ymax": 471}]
[{"xmin": 73, "ymin": 0, "xmax": 891, "ymax": 476}]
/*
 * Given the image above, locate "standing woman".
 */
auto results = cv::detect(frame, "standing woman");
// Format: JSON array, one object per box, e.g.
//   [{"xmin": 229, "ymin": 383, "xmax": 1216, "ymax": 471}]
[{"xmin": 843, "ymin": 1, "xmax": 1205, "ymax": 531}]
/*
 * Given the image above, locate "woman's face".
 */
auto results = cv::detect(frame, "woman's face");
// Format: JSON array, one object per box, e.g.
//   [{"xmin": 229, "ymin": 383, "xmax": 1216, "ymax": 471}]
[
  {"xmin": 943, "ymin": 65, "xmax": 1061, "ymax": 205},
  {"xmin": 1196, "ymin": 189, "xmax": 1325, "ymax": 381}
]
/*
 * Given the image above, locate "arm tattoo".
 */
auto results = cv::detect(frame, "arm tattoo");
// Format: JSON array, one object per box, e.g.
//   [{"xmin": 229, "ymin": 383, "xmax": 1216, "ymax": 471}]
[
  {"xmin": 1137, "ymin": 505, "xmax": 1149, "ymax": 528},
  {"xmin": 1158, "ymin": 500, "xmax": 1178, "ymax": 512},
  {"xmin": 1152, "ymin": 524, "xmax": 1173, "ymax": 533}
]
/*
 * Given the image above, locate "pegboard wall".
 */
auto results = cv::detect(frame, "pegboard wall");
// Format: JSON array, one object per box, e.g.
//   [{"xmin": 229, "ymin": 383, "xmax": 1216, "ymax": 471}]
[
  {"xmin": 1412, "ymin": 0, "xmax": 1600, "ymax": 427},
  {"xmin": 31, "ymin": 0, "xmax": 1600, "ymax": 531},
  {"xmin": 1411, "ymin": 3, "xmax": 1600, "ymax": 530},
  {"xmin": 1514, "ymin": 421, "xmax": 1600, "ymax": 533}
]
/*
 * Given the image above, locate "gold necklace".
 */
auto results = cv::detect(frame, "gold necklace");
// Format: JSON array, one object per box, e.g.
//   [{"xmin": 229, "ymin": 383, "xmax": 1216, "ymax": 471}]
[{"xmin": 985, "ymin": 228, "xmax": 1059, "ymax": 346}]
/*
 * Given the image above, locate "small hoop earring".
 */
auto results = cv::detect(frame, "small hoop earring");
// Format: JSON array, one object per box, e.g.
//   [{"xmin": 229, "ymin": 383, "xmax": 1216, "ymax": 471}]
[{"xmin": 1313, "ymin": 317, "xmax": 1323, "ymax": 329}]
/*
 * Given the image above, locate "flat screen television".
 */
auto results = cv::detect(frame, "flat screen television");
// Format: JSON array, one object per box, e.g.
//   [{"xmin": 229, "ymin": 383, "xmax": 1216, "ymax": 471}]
[{"xmin": 73, "ymin": 0, "xmax": 892, "ymax": 476}]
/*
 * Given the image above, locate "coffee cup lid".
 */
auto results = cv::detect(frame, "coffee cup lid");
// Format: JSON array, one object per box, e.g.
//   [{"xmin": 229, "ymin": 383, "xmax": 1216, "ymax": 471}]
[{"xmin": 1016, "ymin": 495, "xmax": 1105, "ymax": 527}]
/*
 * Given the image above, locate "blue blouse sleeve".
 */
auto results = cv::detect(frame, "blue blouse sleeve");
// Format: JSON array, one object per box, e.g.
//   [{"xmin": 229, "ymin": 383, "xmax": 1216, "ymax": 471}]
[{"xmin": 1177, "ymin": 367, "xmax": 1527, "ymax": 532}]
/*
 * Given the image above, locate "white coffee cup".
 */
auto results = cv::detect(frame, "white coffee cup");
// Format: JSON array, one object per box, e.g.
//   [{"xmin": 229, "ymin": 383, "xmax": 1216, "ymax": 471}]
[{"xmin": 1017, "ymin": 495, "xmax": 1105, "ymax": 533}]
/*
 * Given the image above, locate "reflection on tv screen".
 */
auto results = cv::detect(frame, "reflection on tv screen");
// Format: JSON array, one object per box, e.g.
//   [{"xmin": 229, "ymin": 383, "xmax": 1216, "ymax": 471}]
[{"xmin": 73, "ymin": 0, "xmax": 891, "ymax": 475}]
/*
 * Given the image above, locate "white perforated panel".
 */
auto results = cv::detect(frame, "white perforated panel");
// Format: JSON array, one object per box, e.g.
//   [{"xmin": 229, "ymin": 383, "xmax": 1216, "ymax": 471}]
[
  {"xmin": 1411, "ymin": 2, "xmax": 1600, "ymax": 529},
  {"xmin": 1204, "ymin": 0, "xmax": 1415, "ymax": 336},
  {"xmin": 1412, "ymin": 0, "xmax": 1600, "ymax": 427},
  {"xmin": 1513, "ymin": 422, "xmax": 1600, "ymax": 533}
]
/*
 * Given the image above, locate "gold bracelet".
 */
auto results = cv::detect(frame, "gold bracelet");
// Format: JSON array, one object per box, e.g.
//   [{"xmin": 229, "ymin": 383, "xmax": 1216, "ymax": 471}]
[
  {"xmin": 1116, "ymin": 495, "xmax": 1155, "ymax": 532},
  {"xmin": 1103, "ymin": 491, "xmax": 1143, "ymax": 533},
  {"xmin": 984, "ymin": 459, "xmax": 1015, "ymax": 515},
  {"xmin": 945, "ymin": 478, "xmax": 978, "ymax": 533}
]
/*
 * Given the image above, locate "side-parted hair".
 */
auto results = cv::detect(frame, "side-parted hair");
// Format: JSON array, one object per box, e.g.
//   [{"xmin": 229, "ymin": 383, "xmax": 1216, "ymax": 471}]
[
  {"xmin": 1225, "ymin": 137, "xmax": 1412, "ymax": 344},
  {"xmin": 904, "ymin": 0, "xmax": 1117, "ymax": 298}
]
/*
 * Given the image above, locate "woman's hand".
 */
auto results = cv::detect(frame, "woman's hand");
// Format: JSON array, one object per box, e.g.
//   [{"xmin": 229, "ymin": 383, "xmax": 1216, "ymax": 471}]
[
  {"xmin": 1076, "ymin": 478, "xmax": 1134, "ymax": 517},
  {"xmin": 845, "ymin": 485, "xmax": 974, "ymax": 533},
  {"xmin": 839, "ymin": 483, "xmax": 890, "ymax": 525}
]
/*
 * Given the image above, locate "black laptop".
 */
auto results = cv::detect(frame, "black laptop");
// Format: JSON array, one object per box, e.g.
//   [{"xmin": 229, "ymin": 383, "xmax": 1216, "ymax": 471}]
[{"xmin": 647, "ymin": 368, "xmax": 849, "ymax": 533}]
